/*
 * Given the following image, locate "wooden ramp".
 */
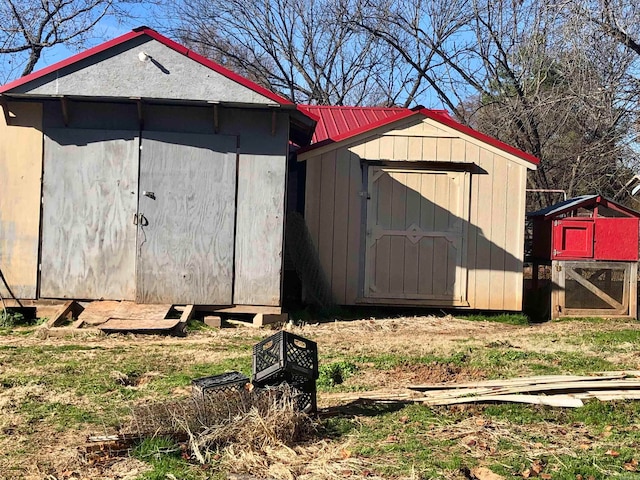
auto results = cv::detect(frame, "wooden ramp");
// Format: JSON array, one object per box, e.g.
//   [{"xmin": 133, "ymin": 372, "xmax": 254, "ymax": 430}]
[{"xmin": 75, "ymin": 301, "xmax": 178, "ymax": 333}]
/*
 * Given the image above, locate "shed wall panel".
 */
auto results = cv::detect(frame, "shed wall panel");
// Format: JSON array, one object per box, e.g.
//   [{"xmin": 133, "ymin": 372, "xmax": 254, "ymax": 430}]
[
  {"xmin": 233, "ymin": 111, "xmax": 289, "ymax": 306},
  {"xmin": 0, "ymin": 102, "xmax": 43, "ymax": 299},
  {"xmin": 41, "ymin": 128, "xmax": 139, "ymax": 300},
  {"xmin": 137, "ymin": 131, "xmax": 236, "ymax": 305}
]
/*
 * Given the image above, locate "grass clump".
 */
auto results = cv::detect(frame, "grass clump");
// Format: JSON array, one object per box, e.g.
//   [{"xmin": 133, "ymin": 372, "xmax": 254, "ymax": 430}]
[
  {"xmin": 126, "ymin": 385, "xmax": 315, "ymax": 476},
  {"xmin": 459, "ymin": 312, "xmax": 530, "ymax": 326},
  {"xmin": 318, "ymin": 361, "xmax": 358, "ymax": 388}
]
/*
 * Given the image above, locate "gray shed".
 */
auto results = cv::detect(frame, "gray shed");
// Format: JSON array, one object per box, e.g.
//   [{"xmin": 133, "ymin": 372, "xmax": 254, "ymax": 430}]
[{"xmin": 0, "ymin": 27, "xmax": 315, "ymax": 312}]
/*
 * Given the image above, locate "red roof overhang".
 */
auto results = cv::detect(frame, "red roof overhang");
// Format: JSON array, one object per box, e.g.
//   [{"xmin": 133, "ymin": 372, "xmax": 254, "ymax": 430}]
[{"xmin": 297, "ymin": 105, "xmax": 540, "ymax": 166}]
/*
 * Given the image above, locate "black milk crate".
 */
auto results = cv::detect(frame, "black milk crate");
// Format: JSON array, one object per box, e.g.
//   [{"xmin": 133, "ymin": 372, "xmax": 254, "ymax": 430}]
[
  {"xmin": 254, "ymin": 371, "xmax": 317, "ymax": 414},
  {"xmin": 252, "ymin": 331, "xmax": 318, "ymax": 384},
  {"xmin": 192, "ymin": 371, "xmax": 249, "ymax": 397}
]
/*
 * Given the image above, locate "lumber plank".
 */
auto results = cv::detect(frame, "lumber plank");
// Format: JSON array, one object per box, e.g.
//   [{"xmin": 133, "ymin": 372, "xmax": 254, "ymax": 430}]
[
  {"xmin": 79, "ymin": 301, "xmax": 172, "ymax": 325},
  {"xmin": 423, "ymin": 394, "xmax": 584, "ymax": 408},
  {"xmin": 197, "ymin": 305, "xmax": 282, "ymax": 315},
  {"xmin": 408, "ymin": 373, "xmax": 627, "ymax": 391},
  {"xmin": 45, "ymin": 300, "xmax": 76, "ymax": 328},
  {"xmin": 175, "ymin": 304, "xmax": 195, "ymax": 333},
  {"xmin": 98, "ymin": 318, "xmax": 181, "ymax": 332},
  {"xmin": 416, "ymin": 380, "xmax": 640, "ymax": 400}
]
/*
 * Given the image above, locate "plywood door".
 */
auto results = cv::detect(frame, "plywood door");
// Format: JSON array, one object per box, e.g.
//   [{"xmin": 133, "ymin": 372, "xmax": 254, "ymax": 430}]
[
  {"xmin": 364, "ymin": 167, "xmax": 469, "ymax": 302},
  {"xmin": 41, "ymin": 129, "xmax": 139, "ymax": 299},
  {"xmin": 136, "ymin": 132, "xmax": 237, "ymax": 304}
]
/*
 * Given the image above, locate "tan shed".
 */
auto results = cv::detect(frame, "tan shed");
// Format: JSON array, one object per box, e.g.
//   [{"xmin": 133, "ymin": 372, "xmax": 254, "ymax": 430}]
[{"xmin": 296, "ymin": 106, "xmax": 539, "ymax": 311}]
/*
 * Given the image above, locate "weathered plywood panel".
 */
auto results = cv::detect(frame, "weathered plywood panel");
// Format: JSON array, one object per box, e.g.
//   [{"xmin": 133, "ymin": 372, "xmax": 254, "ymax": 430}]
[
  {"xmin": 234, "ymin": 148, "xmax": 287, "ymax": 306},
  {"xmin": 137, "ymin": 132, "xmax": 236, "ymax": 304},
  {"xmin": 488, "ymin": 154, "xmax": 508, "ymax": 309},
  {"xmin": 41, "ymin": 128, "xmax": 139, "ymax": 300},
  {"xmin": 0, "ymin": 102, "xmax": 42, "ymax": 299},
  {"xmin": 16, "ymin": 38, "xmax": 277, "ymax": 105},
  {"xmin": 304, "ymin": 158, "xmax": 322, "ymax": 249}
]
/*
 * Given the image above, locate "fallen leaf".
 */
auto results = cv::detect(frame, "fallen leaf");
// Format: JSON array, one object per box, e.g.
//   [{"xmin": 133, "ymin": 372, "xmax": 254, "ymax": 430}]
[
  {"xmin": 471, "ymin": 466, "xmax": 505, "ymax": 480},
  {"xmin": 399, "ymin": 415, "xmax": 409, "ymax": 424},
  {"xmin": 534, "ymin": 442, "xmax": 544, "ymax": 448},
  {"xmin": 386, "ymin": 434, "xmax": 398, "ymax": 442},
  {"xmin": 605, "ymin": 449, "xmax": 620, "ymax": 457},
  {"xmin": 340, "ymin": 449, "xmax": 352, "ymax": 459},
  {"xmin": 624, "ymin": 459, "xmax": 638, "ymax": 471},
  {"xmin": 467, "ymin": 439, "xmax": 477, "ymax": 447},
  {"xmin": 522, "ymin": 468, "xmax": 531, "ymax": 478},
  {"xmin": 579, "ymin": 444, "xmax": 591, "ymax": 450},
  {"xmin": 531, "ymin": 460, "xmax": 545, "ymax": 475},
  {"xmin": 541, "ymin": 474, "xmax": 552, "ymax": 479}
]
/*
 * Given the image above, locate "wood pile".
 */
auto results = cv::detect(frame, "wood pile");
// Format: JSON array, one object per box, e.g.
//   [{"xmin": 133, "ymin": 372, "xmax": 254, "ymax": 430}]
[{"xmin": 327, "ymin": 371, "xmax": 640, "ymax": 408}]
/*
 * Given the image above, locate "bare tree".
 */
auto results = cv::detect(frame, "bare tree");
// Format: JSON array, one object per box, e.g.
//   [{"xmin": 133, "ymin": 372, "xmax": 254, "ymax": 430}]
[
  {"xmin": 355, "ymin": 0, "xmax": 640, "ymax": 208},
  {"xmin": 0, "ymin": 0, "xmax": 145, "ymax": 80},
  {"xmin": 169, "ymin": 0, "xmax": 412, "ymax": 105}
]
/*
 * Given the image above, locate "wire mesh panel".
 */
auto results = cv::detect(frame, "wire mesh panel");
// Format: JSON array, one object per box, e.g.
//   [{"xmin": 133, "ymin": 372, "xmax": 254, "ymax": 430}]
[{"xmin": 551, "ymin": 260, "xmax": 637, "ymax": 319}]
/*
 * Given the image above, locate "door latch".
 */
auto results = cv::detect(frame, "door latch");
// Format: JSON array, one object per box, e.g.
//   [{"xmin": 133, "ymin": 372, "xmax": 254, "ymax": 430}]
[{"xmin": 133, "ymin": 213, "xmax": 149, "ymax": 226}]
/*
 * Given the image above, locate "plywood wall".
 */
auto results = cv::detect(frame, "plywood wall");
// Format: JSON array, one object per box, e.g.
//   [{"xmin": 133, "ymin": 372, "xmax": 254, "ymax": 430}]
[
  {"xmin": 0, "ymin": 102, "xmax": 43, "ymax": 299},
  {"xmin": 304, "ymin": 116, "xmax": 528, "ymax": 310}
]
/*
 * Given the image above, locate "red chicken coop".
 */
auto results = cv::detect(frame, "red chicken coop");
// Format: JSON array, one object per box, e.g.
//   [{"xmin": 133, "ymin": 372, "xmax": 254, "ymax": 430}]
[{"xmin": 527, "ymin": 195, "xmax": 640, "ymax": 319}]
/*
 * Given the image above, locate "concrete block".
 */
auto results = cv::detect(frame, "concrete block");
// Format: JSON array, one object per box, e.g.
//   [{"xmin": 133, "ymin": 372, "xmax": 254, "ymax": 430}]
[
  {"xmin": 204, "ymin": 315, "xmax": 223, "ymax": 328},
  {"xmin": 253, "ymin": 313, "xmax": 288, "ymax": 328}
]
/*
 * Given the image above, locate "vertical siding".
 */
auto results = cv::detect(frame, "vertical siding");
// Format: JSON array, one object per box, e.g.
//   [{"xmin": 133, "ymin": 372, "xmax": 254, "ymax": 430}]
[
  {"xmin": 345, "ymin": 152, "xmax": 363, "ymax": 302},
  {"xmin": 503, "ymin": 160, "xmax": 526, "ymax": 309},
  {"xmin": 331, "ymin": 148, "xmax": 351, "ymax": 303},
  {"xmin": 466, "ymin": 149, "xmax": 526, "ymax": 311},
  {"xmin": 318, "ymin": 150, "xmax": 337, "ymax": 297},
  {"xmin": 0, "ymin": 102, "xmax": 42, "ymax": 299}
]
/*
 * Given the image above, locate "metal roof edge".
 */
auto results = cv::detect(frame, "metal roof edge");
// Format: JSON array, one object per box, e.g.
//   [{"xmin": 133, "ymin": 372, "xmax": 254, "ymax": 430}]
[
  {"xmin": 417, "ymin": 108, "xmax": 540, "ymax": 167},
  {"xmin": 296, "ymin": 108, "xmax": 421, "ymax": 156}
]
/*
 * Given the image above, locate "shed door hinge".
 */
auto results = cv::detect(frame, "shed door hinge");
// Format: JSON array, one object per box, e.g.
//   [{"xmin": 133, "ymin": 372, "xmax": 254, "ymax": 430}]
[{"xmin": 358, "ymin": 191, "xmax": 370, "ymax": 199}]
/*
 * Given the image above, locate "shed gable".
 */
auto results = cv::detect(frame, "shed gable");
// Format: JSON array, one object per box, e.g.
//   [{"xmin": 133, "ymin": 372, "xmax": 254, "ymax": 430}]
[
  {"xmin": 8, "ymin": 37, "xmax": 278, "ymax": 105},
  {"xmin": 345, "ymin": 116, "xmax": 535, "ymax": 169}
]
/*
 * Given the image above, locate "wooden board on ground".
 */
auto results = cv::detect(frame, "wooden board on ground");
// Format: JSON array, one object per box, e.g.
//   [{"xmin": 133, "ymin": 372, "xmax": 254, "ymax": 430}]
[
  {"xmin": 79, "ymin": 301, "xmax": 172, "ymax": 325},
  {"xmin": 98, "ymin": 318, "xmax": 181, "ymax": 332},
  {"xmin": 423, "ymin": 393, "xmax": 584, "ymax": 408},
  {"xmin": 45, "ymin": 300, "xmax": 83, "ymax": 328},
  {"xmin": 408, "ymin": 373, "xmax": 628, "ymax": 391}
]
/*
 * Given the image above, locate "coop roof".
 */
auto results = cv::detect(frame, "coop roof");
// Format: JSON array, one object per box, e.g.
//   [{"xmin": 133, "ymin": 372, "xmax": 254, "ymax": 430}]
[
  {"xmin": 527, "ymin": 195, "xmax": 640, "ymax": 219},
  {"xmin": 297, "ymin": 105, "xmax": 540, "ymax": 166}
]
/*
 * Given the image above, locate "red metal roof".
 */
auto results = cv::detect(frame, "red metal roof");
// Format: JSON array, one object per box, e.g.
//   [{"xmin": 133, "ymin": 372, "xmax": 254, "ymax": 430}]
[
  {"xmin": 298, "ymin": 105, "xmax": 539, "ymax": 165},
  {"xmin": 0, "ymin": 26, "xmax": 294, "ymax": 107}
]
